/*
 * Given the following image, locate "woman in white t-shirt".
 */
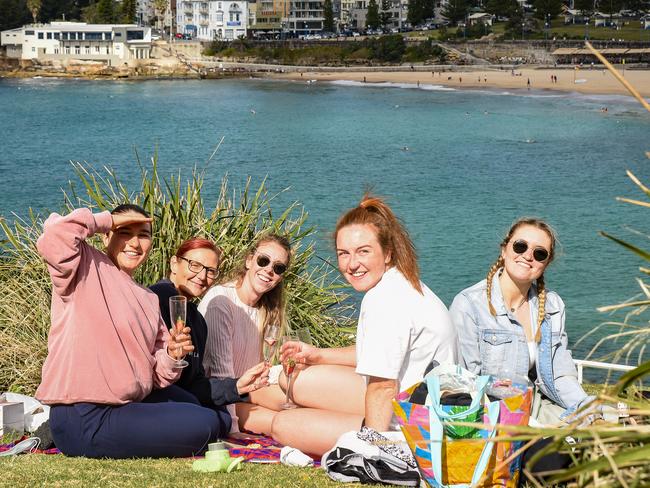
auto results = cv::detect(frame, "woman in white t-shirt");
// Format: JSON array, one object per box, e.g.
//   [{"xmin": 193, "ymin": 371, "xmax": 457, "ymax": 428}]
[
  {"xmin": 198, "ymin": 234, "xmax": 292, "ymax": 434},
  {"xmin": 272, "ymin": 194, "xmax": 457, "ymax": 455}
]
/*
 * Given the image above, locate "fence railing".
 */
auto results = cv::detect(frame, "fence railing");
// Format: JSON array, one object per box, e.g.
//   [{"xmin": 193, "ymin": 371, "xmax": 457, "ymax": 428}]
[{"xmin": 574, "ymin": 359, "xmax": 636, "ymax": 384}]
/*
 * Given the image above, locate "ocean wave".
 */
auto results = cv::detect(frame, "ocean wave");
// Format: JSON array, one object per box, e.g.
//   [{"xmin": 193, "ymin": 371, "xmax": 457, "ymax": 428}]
[{"xmin": 328, "ymin": 80, "xmax": 456, "ymax": 91}]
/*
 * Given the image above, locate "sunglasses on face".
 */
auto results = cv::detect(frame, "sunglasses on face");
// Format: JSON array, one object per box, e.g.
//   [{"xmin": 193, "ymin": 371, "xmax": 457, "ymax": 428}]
[
  {"xmin": 256, "ymin": 254, "xmax": 287, "ymax": 275},
  {"xmin": 179, "ymin": 256, "xmax": 218, "ymax": 279},
  {"xmin": 512, "ymin": 239, "xmax": 550, "ymax": 263}
]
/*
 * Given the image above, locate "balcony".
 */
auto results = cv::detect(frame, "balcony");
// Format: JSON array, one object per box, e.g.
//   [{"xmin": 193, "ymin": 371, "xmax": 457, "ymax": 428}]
[
  {"xmin": 199, "ymin": 17, "xmax": 209, "ymax": 25},
  {"xmin": 199, "ymin": 7, "xmax": 209, "ymax": 14}
]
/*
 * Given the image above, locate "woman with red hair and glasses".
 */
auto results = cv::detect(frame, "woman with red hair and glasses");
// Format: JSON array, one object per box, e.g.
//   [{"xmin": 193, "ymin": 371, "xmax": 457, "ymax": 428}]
[
  {"xmin": 198, "ymin": 234, "xmax": 292, "ymax": 435},
  {"xmin": 150, "ymin": 238, "xmax": 270, "ymax": 436}
]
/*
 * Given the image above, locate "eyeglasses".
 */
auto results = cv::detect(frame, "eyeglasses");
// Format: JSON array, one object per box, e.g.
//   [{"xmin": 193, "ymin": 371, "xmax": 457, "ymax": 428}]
[
  {"xmin": 512, "ymin": 240, "xmax": 550, "ymax": 263},
  {"xmin": 256, "ymin": 253, "xmax": 288, "ymax": 275},
  {"xmin": 178, "ymin": 256, "xmax": 218, "ymax": 279}
]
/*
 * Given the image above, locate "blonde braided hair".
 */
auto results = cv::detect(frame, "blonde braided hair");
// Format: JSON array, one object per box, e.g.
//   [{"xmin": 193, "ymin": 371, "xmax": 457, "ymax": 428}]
[{"xmin": 486, "ymin": 218, "xmax": 557, "ymax": 343}]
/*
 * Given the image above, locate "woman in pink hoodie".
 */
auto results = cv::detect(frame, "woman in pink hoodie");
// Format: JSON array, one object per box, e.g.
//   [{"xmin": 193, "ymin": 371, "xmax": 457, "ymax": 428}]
[{"xmin": 36, "ymin": 204, "xmax": 221, "ymax": 458}]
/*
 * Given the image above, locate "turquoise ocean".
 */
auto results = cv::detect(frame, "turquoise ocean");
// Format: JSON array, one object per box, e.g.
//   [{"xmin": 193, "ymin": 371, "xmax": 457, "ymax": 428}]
[{"xmin": 1, "ymin": 77, "xmax": 649, "ymax": 366}]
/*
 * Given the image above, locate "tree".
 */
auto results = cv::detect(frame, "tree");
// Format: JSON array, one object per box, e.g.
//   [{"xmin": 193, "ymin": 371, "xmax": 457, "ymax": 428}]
[
  {"xmin": 407, "ymin": 0, "xmax": 425, "ymax": 25},
  {"xmin": 0, "ymin": 0, "xmax": 32, "ymax": 31},
  {"xmin": 26, "ymin": 0, "xmax": 41, "ymax": 22},
  {"xmin": 532, "ymin": 0, "xmax": 562, "ymax": 20},
  {"xmin": 380, "ymin": 0, "xmax": 392, "ymax": 28},
  {"xmin": 366, "ymin": 0, "xmax": 380, "ymax": 29},
  {"xmin": 574, "ymin": 0, "xmax": 594, "ymax": 16},
  {"xmin": 39, "ymin": 0, "xmax": 83, "ymax": 22},
  {"xmin": 485, "ymin": 0, "xmax": 519, "ymax": 18},
  {"xmin": 121, "ymin": 0, "xmax": 137, "ymax": 23},
  {"xmin": 153, "ymin": 0, "xmax": 168, "ymax": 32},
  {"xmin": 441, "ymin": 0, "xmax": 470, "ymax": 25},
  {"xmin": 96, "ymin": 0, "xmax": 115, "ymax": 23},
  {"xmin": 323, "ymin": 0, "xmax": 335, "ymax": 31}
]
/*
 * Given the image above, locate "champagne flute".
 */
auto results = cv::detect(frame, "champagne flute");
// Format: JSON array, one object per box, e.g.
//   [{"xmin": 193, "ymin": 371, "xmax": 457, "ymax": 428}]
[
  {"xmin": 281, "ymin": 334, "xmax": 299, "ymax": 409},
  {"xmin": 169, "ymin": 295, "xmax": 188, "ymax": 368},
  {"xmin": 263, "ymin": 324, "xmax": 280, "ymax": 365}
]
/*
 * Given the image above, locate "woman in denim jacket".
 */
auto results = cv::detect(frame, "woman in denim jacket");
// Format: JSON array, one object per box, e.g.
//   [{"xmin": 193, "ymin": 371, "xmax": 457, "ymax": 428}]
[{"xmin": 449, "ymin": 218, "xmax": 593, "ymax": 425}]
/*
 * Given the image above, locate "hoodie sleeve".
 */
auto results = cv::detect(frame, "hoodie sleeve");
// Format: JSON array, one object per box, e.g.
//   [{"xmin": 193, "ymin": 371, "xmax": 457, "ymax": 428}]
[{"xmin": 36, "ymin": 208, "xmax": 113, "ymax": 299}]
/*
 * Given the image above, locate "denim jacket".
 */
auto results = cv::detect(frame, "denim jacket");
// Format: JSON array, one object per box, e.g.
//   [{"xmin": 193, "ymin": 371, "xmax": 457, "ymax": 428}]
[{"xmin": 449, "ymin": 272, "xmax": 593, "ymax": 418}]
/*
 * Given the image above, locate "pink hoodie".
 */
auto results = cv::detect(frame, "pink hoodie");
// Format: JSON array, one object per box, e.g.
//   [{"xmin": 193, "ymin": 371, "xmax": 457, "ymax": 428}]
[{"xmin": 35, "ymin": 208, "xmax": 179, "ymax": 405}]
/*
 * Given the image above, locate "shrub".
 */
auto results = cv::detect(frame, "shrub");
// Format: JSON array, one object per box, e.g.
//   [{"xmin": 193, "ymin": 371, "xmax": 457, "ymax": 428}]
[{"xmin": 0, "ymin": 157, "xmax": 355, "ymax": 394}]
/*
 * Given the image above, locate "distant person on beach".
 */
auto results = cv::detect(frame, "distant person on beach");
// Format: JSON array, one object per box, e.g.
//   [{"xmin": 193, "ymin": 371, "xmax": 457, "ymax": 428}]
[
  {"xmin": 449, "ymin": 218, "xmax": 594, "ymax": 427},
  {"xmin": 198, "ymin": 234, "xmax": 292, "ymax": 435},
  {"xmin": 527, "ymin": 78, "xmax": 531, "ymax": 90},
  {"xmin": 150, "ymin": 238, "xmax": 270, "ymax": 422},
  {"xmin": 270, "ymin": 195, "xmax": 457, "ymax": 455},
  {"xmin": 36, "ymin": 205, "xmax": 222, "ymax": 458}
]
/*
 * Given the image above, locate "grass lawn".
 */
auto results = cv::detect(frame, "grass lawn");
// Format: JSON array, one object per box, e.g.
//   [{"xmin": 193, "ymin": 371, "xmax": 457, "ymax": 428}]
[{"xmin": 0, "ymin": 455, "xmax": 355, "ymax": 487}]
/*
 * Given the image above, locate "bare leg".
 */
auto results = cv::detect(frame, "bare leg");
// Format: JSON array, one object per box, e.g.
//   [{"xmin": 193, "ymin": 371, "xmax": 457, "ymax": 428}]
[
  {"xmin": 271, "ymin": 407, "xmax": 364, "ymax": 457},
  {"xmin": 235, "ymin": 384, "xmax": 285, "ymax": 435},
  {"xmin": 278, "ymin": 365, "xmax": 366, "ymax": 415}
]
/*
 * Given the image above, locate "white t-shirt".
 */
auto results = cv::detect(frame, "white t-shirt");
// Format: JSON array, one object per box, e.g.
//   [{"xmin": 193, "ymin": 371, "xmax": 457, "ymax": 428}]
[{"xmin": 355, "ymin": 267, "xmax": 458, "ymax": 395}]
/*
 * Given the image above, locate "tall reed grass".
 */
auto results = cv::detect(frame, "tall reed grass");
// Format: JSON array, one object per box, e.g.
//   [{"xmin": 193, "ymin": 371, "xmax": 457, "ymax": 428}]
[{"xmin": 0, "ymin": 157, "xmax": 355, "ymax": 394}]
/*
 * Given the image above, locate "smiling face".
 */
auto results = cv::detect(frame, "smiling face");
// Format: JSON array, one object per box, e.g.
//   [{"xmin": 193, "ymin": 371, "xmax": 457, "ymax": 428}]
[
  {"xmin": 170, "ymin": 247, "xmax": 219, "ymax": 299},
  {"xmin": 102, "ymin": 211, "xmax": 152, "ymax": 276},
  {"xmin": 243, "ymin": 241, "xmax": 289, "ymax": 300},
  {"xmin": 501, "ymin": 224, "xmax": 552, "ymax": 286},
  {"xmin": 336, "ymin": 223, "xmax": 391, "ymax": 293}
]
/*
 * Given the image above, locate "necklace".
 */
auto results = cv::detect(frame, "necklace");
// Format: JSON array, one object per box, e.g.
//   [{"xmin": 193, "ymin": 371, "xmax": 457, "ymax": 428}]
[{"xmin": 508, "ymin": 296, "xmax": 528, "ymax": 313}]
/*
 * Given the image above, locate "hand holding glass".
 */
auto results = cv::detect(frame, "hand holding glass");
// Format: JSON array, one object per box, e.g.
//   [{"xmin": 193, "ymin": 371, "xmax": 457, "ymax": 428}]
[
  {"xmin": 169, "ymin": 295, "xmax": 188, "ymax": 368},
  {"xmin": 281, "ymin": 335, "xmax": 299, "ymax": 409}
]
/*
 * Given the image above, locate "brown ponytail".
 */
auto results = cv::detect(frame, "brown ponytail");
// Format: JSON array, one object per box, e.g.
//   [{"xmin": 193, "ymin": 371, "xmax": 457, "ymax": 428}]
[
  {"xmin": 334, "ymin": 194, "xmax": 422, "ymax": 294},
  {"xmin": 486, "ymin": 256, "xmax": 504, "ymax": 316}
]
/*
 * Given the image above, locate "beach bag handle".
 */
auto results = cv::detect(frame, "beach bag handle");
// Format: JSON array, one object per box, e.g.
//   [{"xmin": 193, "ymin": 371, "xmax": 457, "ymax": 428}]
[{"xmin": 427, "ymin": 370, "xmax": 500, "ymax": 488}]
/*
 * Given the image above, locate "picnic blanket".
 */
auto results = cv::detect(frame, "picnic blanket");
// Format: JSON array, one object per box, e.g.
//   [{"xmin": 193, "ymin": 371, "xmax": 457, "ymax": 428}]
[
  {"xmin": 0, "ymin": 435, "xmax": 60, "ymax": 455},
  {"xmin": 225, "ymin": 433, "xmax": 320, "ymax": 466}
]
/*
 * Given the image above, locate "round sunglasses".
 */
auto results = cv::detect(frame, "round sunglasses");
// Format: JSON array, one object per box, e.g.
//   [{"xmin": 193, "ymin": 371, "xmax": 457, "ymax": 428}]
[
  {"xmin": 256, "ymin": 254, "xmax": 288, "ymax": 275},
  {"xmin": 512, "ymin": 240, "xmax": 549, "ymax": 263}
]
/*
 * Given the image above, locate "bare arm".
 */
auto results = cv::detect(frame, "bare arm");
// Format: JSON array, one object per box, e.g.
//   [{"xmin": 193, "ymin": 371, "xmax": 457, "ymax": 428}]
[
  {"xmin": 363, "ymin": 376, "xmax": 398, "ymax": 431},
  {"xmin": 281, "ymin": 343, "xmax": 356, "ymax": 367}
]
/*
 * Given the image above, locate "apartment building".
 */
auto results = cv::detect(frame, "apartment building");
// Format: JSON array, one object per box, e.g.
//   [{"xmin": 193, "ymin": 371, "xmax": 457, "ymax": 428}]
[{"xmin": 176, "ymin": 0, "xmax": 248, "ymax": 40}]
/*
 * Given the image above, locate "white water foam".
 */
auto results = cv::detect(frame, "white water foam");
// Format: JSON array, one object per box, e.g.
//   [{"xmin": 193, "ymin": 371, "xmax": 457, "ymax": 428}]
[{"xmin": 328, "ymin": 79, "xmax": 456, "ymax": 91}]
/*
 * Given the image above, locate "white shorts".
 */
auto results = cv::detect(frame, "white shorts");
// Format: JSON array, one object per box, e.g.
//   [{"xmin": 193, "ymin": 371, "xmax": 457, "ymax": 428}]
[{"xmin": 269, "ymin": 364, "xmax": 283, "ymax": 385}]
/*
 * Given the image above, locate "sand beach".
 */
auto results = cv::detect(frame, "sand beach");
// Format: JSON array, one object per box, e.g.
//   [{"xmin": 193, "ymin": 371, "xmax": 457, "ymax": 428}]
[{"xmin": 269, "ymin": 67, "xmax": 650, "ymax": 98}]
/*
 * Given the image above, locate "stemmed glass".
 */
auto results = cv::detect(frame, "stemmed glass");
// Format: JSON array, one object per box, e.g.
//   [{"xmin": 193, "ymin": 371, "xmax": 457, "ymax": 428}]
[
  {"xmin": 169, "ymin": 295, "xmax": 188, "ymax": 369},
  {"xmin": 263, "ymin": 324, "xmax": 280, "ymax": 365},
  {"xmin": 281, "ymin": 329, "xmax": 312, "ymax": 410}
]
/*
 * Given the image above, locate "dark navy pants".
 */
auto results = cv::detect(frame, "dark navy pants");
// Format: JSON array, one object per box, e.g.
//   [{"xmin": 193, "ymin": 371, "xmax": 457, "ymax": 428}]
[{"xmin": 50, "ymin": 385, "xmax": 231, "ymax": 458}]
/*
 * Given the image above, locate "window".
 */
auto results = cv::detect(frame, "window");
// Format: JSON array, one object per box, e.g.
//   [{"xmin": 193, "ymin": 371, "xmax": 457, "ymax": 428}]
[
  {"xmin": 38, "ymin": 32, "xmax": 44, "ymax": 39},
  {"xmin": 85, "ymin": 46, "xmax": 91, "ymax": 54},
  {"xmin": 75, "ymin": 46, "xmax": 80, "ymax": 54},
  {"xmin": 32, "ymin": 46, "xmax": 35, "ymax": 51},
  {"xmin": 103, "ymin": 32, "xmax": 112, "ymax": 40},
  {"xmin": 106, "ymin": 46, "xmax": 110, "ymax": 54},
  {"xmin": 77, "ymin": 32, "xmax": 84, "ymax": 40},
  {"xmin": 65, "ymin": 46, "xmax": 70, "ymax": 54},
  {"xmin": 62, "ymin": 32, "xmax": 69, "ymax": 40},
  {"xmin": 53, "ymin": 32, "xmax": 60, "ymax": 39},
  {"xmin": 127, "ymin": 30, "xmax": 144, "ymax": 40},
  {"xmin": 85, "ymin": 32, "xmax": 102, "ymax": 40},
  {"xmin": 95, "ymin": 45, "xmax": 100, "ymax": 53},
  {"xmin": 114, "ymin": 32, "xmax": 122, "ymax": 37},
  {"xmin": 216, "ymin": 12, "xmax": 223, "ymax": 21},
  {"xmin": 54, "ymin": 47, "xmax": 59, "ymax": 54},
  {"xmin": 47, "ymin": 32, "xmax": 52, "ymax": 39},
  {"xmin": 25, "ymin": 30, "xmax": 34, "ymax": 35}
]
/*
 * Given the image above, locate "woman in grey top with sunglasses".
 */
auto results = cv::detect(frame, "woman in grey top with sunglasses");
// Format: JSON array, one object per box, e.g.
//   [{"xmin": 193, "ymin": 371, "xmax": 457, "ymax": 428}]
[
  {"xmin": 199, "ymin": 234, "xmax": 292, "ymax": 435},
  {"xmin": 449, "ymin": 218, "xmax": 593, "ymax": 426}
]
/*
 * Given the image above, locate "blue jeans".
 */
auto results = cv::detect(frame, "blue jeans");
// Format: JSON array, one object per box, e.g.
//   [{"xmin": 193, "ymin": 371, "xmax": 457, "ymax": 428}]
[{"xmin": 50, "ymin": 385, "xmax": 231, "ymax": 458}]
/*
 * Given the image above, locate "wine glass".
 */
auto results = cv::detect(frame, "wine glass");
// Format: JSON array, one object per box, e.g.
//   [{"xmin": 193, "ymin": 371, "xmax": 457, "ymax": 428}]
[
  {"xmin": 169, "ymin": 295, "xmax": 188, "ymax": 368},
  {"xmin": 281, "ymin": 334, "xmax": 299, "ymax": 409},
  {"xmin": 263, "ymin": 324, "xmax": 280, "ymax": 365}
]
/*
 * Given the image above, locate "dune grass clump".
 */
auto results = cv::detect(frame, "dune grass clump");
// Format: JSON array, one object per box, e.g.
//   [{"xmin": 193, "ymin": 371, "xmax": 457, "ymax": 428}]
[{"xmin": 0, "ymin": 156, "xmax": 355, "ymax": 395}]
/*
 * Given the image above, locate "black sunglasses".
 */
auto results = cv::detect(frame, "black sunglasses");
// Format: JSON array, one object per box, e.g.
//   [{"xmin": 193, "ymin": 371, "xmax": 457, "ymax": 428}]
[
  {"xmin": 256, "ymin": 254, "xmax": 288, "ymax": 275},
  {"xmin": 178, "ymin": 256, "xmax": 219, "ymax": 279},
  {"xmin": 512, "ymin": 240, "xmax": 549, "ymax": 263}
]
